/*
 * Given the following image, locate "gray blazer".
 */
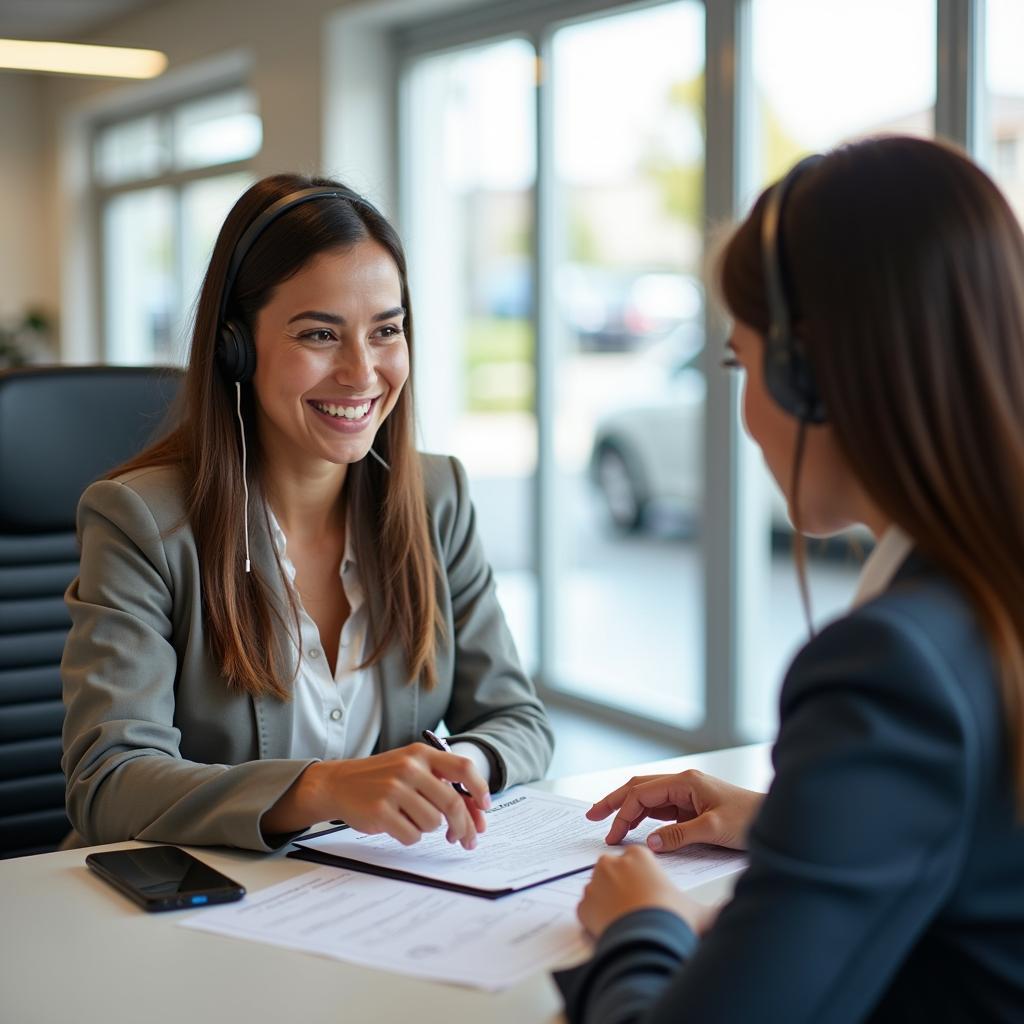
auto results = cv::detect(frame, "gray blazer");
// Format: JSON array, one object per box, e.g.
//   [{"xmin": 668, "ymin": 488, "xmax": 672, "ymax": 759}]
[{"xmin": 61, "ymin": 454, "xmax": 553, "ymax": 852}]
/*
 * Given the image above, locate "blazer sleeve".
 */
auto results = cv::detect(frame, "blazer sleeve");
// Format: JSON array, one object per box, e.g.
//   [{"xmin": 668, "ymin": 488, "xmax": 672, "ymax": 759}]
[
  {"xmin": 436, "ymin": 456, "xmax": 554, "ymax": 790},
  {"xmin": 61, "ymin": 480, "xmax": 315, "ymax": 852},
  {"xmin": 555, "ymin": 607, "xmax": 976, "ymax": 1024}
]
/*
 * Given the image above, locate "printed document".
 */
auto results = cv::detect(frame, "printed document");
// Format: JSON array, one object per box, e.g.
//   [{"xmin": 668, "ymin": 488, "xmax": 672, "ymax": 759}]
[
  {"xmin": 182, "ymin": 865, "xmax": 590, "ymax": 991},
  {"xmin": 293, "ymin": 788, "xmax": 621, "ymax": 892},
  {"xmin": 181, "ymin": 790, "xmax": 746, "ymax": 990}
]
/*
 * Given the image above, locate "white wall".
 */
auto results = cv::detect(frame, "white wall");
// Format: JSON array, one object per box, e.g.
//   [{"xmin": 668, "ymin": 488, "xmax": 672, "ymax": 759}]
[
  {"xmin": 0, "ymin": 0, "xmax": 476, "ymax": 359},
  {"xmin": 40, "ymin": 0, "xmax": 350, "ymax": 358},
  {"xmin": 0, "ymin": 72, "xmax": 47, "ymax": 323}
]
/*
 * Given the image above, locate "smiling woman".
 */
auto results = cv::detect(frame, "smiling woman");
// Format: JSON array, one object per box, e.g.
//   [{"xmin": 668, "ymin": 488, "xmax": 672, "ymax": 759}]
[
  {"xmin": 59, "ymin": 175, "xmax": 553, "ymax": 853},
  {"xmin": 255, "ymin": 245, "xmax": 409, "ymax": 467}
]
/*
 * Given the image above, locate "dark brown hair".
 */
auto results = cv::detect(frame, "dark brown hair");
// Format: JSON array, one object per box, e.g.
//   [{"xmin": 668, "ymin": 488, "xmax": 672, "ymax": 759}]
[
  {"xmin": 113, "ymin": 173, "xmax": 443, "ymax": 699},
  {"xmin": 719, "ymin": 136, "xmax": 1024, "ymax": 800}
]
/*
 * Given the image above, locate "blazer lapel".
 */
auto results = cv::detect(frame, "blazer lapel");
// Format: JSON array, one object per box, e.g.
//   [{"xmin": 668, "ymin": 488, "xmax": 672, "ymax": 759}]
[
  {"xmin": 376, "ymin": 644, "xmax": 418, "ymax": 751},
  {"xmin": 248, "ymin": 507, "xmax": 297, "ymax": 760},
  {"xmin": 348, "ymin": 499, "xmax": 415, "ymax": 752}
]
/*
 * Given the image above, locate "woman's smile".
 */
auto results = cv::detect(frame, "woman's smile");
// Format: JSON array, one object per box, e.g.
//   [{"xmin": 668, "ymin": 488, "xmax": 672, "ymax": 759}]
[{"xmin": 307, "ymin": 396, "xmax": 381, "ymax": 433}]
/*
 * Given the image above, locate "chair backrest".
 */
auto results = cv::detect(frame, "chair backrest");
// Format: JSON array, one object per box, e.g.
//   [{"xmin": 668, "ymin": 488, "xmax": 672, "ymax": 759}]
[{"xmin": 0, "ymin": 365, "xmax": 182, "ymax": 857}]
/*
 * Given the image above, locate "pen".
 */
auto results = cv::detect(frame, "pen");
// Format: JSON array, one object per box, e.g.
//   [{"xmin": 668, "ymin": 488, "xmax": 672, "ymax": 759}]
[{"xmin": 420, "ymin": 729, "xmax": 473, "ymax": 798}]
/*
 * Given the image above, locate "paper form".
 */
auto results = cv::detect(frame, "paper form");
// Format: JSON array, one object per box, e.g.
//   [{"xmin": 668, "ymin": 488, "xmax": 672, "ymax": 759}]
[
  {"xmin": 538, "ymin": 840, "xmax": 748, "ymax": 906},
  {"xmin": 294, "ymin": 788, "xmax": 649, "ymax": 892},
  {"xmin": 180, "ymin": 865, "xmax": 591, "ymax": 991},
  {"xmin": 180, "ymin": 791, "xmax": 747, "ymax": 990}
]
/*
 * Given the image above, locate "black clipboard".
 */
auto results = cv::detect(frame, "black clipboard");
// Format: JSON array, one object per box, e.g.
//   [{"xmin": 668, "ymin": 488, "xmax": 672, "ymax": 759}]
[{"xmin": 286, "ymin": 823, "xmax": 594, "ymax": 900}]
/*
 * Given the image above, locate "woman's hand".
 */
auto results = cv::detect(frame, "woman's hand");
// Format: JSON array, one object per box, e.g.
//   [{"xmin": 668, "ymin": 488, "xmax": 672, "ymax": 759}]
[
  {"xmin": 264, "ymin": 743, "xmax": 491, "ymax": 849},
  {"xmin": 586, "ymin": 769, "xmax": 763, "ymax": 852},
  {"xmin": 577, "ymin": 846, "xmax": 716, "ymax": 939}
]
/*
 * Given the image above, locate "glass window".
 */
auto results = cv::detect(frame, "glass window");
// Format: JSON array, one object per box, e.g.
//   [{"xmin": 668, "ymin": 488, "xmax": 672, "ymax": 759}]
[
  {"xmin": 94, "ymin": 114, "xmax": 165, "ymax": 186},
  {"xmin": 180, "ymin": 172, "xmax": 255, "ymax": 327},
  {"xmin": 173, "ymin": 89, "xmax": 262, "ymax": 171},
  {"xmin": 743, "ymin": 0, "xmax": 937, "ymax": 738},
  {"xmin": 403, "ymin": 40, "xmax": 538, "ymax": 669},
  {"xmin": 95, "ymin": 88, "xmax": 259, "ymax": 185},
  {"xmin": 396, "ymin": 0, "xmax": 955, "ymax": 754},
  {"xmin": 548, "ymin": 1, "xmax": 706, "ymax": 727},
  {"xmin": 94, "ymin": 88, "xmax": 259, "ymax": 365},
  {"xmin": 103, "ymin": 188, "xmax": 175, "ymax": 363},
  {"xmin": 751, "ymin": 0, "xmax": 936, "ymax": 188},
  {"xmin": 984, "ymin": 0, "xmax": 1024, "ymax": 224}
]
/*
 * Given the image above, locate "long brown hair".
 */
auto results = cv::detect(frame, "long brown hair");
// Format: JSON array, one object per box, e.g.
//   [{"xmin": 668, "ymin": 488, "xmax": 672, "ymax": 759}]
[
  {"xmin": 719, "ymin": 136, "xmax": 1024, "ymax": 800},
  {"xmin": 113, "ymin": 173, "xmax": 444, "ymax": 699}
]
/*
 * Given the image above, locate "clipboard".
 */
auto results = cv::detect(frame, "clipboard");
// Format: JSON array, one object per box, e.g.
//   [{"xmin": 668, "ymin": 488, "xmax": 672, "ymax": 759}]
[
  {"xmin": 286, "ymin": 818, "xmax": 597, "ymax": 900},
  {"xmin": 287, "ymin": 789, "xmax": 614, "ymax": 899}
]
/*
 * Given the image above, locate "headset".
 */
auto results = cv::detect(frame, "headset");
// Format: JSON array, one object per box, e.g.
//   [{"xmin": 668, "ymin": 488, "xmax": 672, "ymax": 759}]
[
  {"xmin": 760, "ymin": 154, "xmax": 826, "ymax": 424},
  {"xmin": 215, "ymin": 185, "xmax": 375, "ymax": 384}
]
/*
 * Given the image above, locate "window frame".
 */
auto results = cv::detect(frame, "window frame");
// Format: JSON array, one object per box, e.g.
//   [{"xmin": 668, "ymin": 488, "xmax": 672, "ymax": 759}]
[
  {"xmin": 89, "ymin": 81, "xmax": 261, "ymax": 366},
  {"xmin": 390, "ymin": 0, "xmax": 979, "ymax": 753}
]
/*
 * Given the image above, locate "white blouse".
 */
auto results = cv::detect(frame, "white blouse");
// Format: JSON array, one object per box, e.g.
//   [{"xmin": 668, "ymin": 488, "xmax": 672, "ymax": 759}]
[
  {"xmin": 269, "ymin": 507, "xmax": 492, "ymax": 783},
  {"xmin": 851, "ymin": 525, "xmax": 913, "ymax": 609},
  {"xmin": 269, "ymin": 508, "xmax": 381, "ymax": 762}
]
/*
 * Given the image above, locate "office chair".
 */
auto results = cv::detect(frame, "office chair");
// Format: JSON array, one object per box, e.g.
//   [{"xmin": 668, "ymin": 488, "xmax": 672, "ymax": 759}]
[{"xmin": 0, "ymin": 365, "xmax": 182, "ymax": 857}]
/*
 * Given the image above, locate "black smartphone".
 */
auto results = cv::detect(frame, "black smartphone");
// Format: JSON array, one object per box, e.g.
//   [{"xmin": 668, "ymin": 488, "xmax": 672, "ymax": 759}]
[{"xmin": 86, "ymin": 846, "xmax": 246, "ymax": 912}]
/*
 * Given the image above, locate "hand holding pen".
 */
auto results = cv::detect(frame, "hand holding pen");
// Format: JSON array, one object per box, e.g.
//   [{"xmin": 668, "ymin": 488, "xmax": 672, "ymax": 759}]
[
  {"xmin": 422, "ymin": 729, "xmax": 490, "ymax": 845},
  {"xmin": 421, "ymin": 729, "xmax": 473, "ymax": 796}
]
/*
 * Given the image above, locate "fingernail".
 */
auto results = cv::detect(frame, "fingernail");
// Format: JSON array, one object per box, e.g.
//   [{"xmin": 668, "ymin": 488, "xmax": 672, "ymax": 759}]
[
  {"xmin": 648, "ymin": 834, "xmax": 663, "ymax": 851},
  {"xmin": 483, "ymin": 794, "xmax": 492, "ymax": 809}
]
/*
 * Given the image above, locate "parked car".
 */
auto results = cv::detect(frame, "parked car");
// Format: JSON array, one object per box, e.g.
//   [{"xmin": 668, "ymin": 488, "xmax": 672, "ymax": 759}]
[
  {"xmin": 559, "ymin": 265, "xmax": 702, "ymax": 351},
  {"xmin": 588, "ymin": 328, "xmax": 790, "ymax": 533}
]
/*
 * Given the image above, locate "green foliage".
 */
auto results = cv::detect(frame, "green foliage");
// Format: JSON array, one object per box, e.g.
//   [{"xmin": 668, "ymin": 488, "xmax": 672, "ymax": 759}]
[
  {"xmin": 642, "ymin": 71, "xmax": 804, "ymax": 226},
  {"xmin": 463, "ymin": 316, "xmax": 534, "ymax": 413},
  {"xmin": 760, "ymin": 98, "xmax": 808, "ymax": 183},
  {"xmin": 568, "ymin": 204, "xmax": 601, "ymax": 263},
  {"xmin": 642, "ymin": 73, "xmax": 704, "ymax": 227},
  {"xmin": 0, "ymin": 308, "xmax": 53, "ymax": 368}
]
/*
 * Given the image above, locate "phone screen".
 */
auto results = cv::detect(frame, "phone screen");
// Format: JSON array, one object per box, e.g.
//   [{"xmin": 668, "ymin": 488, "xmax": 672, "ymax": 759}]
[{"xmin": 86, "ymin": 846, "xmax": 245, "ymax": 912}]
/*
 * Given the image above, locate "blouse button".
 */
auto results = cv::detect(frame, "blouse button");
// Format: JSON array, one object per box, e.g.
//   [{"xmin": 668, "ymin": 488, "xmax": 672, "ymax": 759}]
[
  {"xmin": 309, "ymin": 648, "xmax": 321, "ymax": 659},
  {"xmin": 330, "ymin": 708, "xmax": 342, "ymax": 722}
]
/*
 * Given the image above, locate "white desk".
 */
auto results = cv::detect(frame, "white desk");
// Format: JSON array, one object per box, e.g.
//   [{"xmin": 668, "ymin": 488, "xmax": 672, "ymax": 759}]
[{"xmin": 0, "ymin": 743, "xmax": 771, "ymax": 1024}]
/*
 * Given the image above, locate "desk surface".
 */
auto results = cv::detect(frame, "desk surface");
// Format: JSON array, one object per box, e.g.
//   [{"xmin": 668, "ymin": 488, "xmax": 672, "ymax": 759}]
[{"xmin": 1, "ymin": 743, "xmax": 772, "ymax": 1024}]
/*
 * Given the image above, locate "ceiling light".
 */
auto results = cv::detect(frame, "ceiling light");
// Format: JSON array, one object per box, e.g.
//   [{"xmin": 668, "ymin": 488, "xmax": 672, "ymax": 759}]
[{"xmin": 0, "ymin": 39, "xmax": 167, "ymax": 79}]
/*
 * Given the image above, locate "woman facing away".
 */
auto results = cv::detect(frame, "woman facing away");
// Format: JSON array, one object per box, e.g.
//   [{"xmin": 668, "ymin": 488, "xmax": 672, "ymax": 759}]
[
  {"xmin": 61, "ymin": 176, "xmax": 553, "ymax": 852},
  {"xmin": 556, "ymin": 136, "xmax": 1024, "ymax": 1022}
]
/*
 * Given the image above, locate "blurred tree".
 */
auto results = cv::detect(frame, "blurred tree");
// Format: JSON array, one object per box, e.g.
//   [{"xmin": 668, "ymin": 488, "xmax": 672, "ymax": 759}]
[
  {"xmin": 643, "ymin": 72, "xmax": 805, "ymax": 226},
  {"xmin": 568, "ymin": 198, "xmax": 601, "ymax": 263}
]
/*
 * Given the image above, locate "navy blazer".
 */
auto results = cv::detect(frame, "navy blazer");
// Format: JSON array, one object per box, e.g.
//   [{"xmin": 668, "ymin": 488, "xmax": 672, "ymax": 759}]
[{"xmin": 556, "ymin": 553, "xmax": 1024, "ymax": 1022}]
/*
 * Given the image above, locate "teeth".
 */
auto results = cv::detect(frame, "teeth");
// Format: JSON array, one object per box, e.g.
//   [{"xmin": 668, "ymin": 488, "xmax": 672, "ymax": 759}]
[{"xmin": 313, "ymin": 400, "xmax": 372, "ymax": 420}]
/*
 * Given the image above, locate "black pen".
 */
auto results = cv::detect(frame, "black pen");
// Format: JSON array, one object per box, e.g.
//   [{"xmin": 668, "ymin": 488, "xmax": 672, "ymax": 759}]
[{"xmin": 420, "ymin": 729, "xmax": 473, "ymax": 798}]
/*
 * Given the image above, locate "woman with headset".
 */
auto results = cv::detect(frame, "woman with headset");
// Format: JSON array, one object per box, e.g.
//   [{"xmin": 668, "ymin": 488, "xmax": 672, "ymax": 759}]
[
  {"xmin": 61, "ymin": 176, "xmax": 553, "ymax": 851},
  {"xmin": 556, "ymin": 136, "xmax": 1024, "ymax": 1021}
]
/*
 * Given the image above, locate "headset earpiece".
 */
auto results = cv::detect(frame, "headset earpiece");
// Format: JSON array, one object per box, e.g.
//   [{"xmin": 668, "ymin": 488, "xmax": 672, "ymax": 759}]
[
  {"xmin": 215, "ymin": 185, "xmax": 379, "ymax": 388},
  {"xmin": 216, "ymin": 320, "xmax": 256, "ymax": 384},
  {"xmin": 761, "ymin": 154, "xmax": 827, "ymax": 424}
]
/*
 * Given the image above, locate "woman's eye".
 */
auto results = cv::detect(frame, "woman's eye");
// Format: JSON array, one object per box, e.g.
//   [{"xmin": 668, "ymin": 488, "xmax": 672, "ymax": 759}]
[
  {"xmin": 375, "ymin": 324, "xmax": 404, "ymax": 340},
  {"xmin": 302, "ymin": 329, "xmax": 335, "ymax": 343},
  {"xmin": 721, "ymin": 356, "xmax": 741, "ymax": 370}
]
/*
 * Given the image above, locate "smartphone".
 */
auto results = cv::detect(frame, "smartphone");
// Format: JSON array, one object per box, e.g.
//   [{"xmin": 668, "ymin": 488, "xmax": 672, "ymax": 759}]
[{"xmin": 86, "ymin": 846, "xmax": 246, "ymax": 912}]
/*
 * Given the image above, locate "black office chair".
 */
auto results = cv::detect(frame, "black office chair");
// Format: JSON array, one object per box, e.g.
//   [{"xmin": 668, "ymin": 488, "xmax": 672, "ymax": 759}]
[{"xmin": 0, "ymin": 365, "xmax": 182, "ymax": 858}]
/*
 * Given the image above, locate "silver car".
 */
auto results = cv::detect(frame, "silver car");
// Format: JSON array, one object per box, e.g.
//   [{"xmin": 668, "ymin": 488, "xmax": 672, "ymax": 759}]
[{"xmin": 588, "ymin": 329, "xmax": 789, "ymax": 533}]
